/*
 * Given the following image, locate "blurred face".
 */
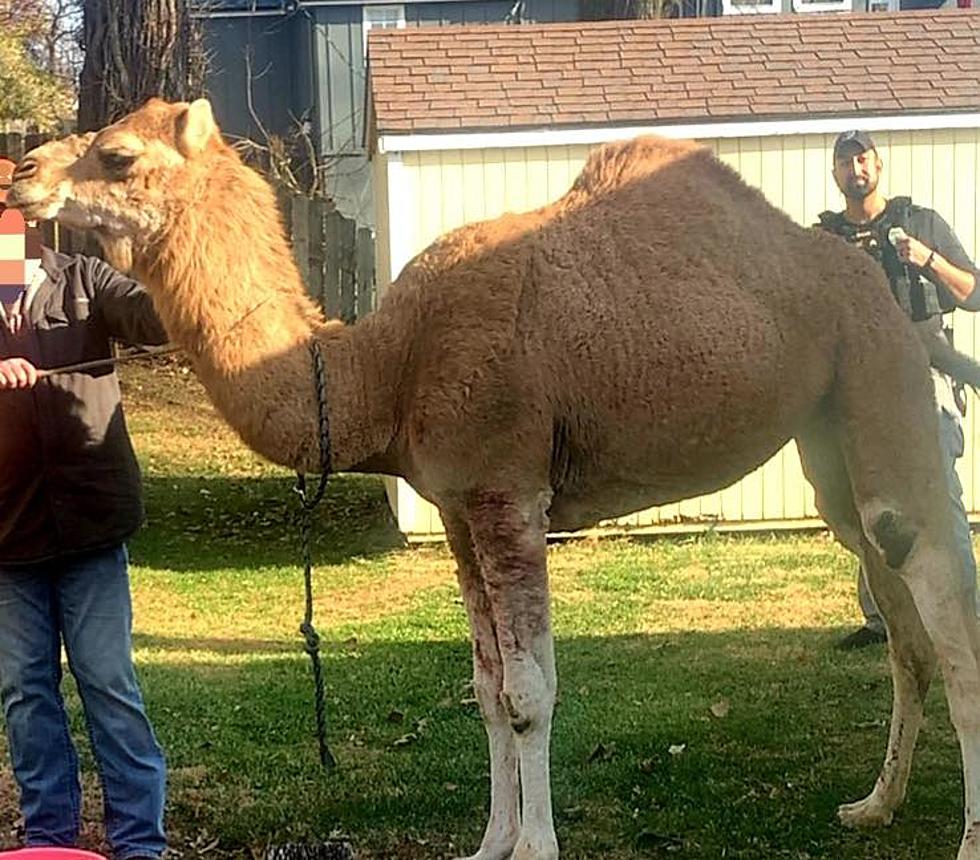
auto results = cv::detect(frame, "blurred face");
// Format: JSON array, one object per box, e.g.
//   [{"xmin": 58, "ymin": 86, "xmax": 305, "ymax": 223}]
[
  {"xmin": 0, "ymin": 158, "xmax": 12, "ymax": 205},
  {"xmin": 833, "ymin": 146, "xmax": 882, "ymax": 201},
  {"xmin": 0, "ymin": 208, "xmax": 43, "ymax": 306}
]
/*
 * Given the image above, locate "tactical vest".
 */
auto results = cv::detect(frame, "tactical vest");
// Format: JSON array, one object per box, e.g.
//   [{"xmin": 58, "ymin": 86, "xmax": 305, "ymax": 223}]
[{"xmin": 818, "ymin": 197, "xmax": 956, "ymax": 322}]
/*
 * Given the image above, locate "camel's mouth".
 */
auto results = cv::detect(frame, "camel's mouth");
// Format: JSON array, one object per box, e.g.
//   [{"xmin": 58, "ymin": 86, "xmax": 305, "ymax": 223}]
[{"xmin": 5, "ymin": 185, "xmax": 66, "ymax": 222}]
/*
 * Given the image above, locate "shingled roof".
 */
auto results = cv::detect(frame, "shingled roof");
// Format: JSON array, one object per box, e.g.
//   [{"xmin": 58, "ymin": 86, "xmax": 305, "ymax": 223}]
[{"xmin": 368, "ymin": 10, "xmax": 980, "ymax": 135}]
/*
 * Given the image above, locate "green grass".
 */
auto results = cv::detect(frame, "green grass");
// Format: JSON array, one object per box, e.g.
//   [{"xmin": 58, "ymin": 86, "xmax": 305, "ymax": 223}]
[{"xmin": 3, "ymin": 358, "xmax": 969, "ymax": 859}]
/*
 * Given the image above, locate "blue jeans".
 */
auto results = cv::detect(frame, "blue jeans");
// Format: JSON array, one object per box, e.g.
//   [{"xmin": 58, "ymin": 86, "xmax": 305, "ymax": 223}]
[
  {"xmin": 859, "ymin": 409, "xmax": 979, "ymax": 631},
  {"xmin": 0, "ymin": 544, "xmax": 166, "ymax": 859}
]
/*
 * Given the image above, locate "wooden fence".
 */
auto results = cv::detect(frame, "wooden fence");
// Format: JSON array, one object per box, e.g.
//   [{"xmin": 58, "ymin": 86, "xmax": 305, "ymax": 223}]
[
  {"xmin": 2, "ymin": 132, "xmax": 376, "ymax": 321},
  {"xmin": 285, "ymin": 195, "xmax": 375, "ymax": 323},
  {"xmin": 0, "ymin": 130, "xmax": 48, "ymax": 162}
]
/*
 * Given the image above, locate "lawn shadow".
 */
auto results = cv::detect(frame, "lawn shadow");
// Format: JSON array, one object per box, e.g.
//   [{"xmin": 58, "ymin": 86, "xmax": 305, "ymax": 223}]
[
  {"xmin": 133, "ymin": 472, "xmax": 406, "ymax": 570},
  {"xmin": 109, "ymin": 626, "xmax": 963, "ymax": 860}
]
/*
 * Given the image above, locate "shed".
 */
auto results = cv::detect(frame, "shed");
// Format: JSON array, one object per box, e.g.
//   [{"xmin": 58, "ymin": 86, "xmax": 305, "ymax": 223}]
[{"xmin": 367, "ymin": 10, "xmax": 980, "ymax": 540}]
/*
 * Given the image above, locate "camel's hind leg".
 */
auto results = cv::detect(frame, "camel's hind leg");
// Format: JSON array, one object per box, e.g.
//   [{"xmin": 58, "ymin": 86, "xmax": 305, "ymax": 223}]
[
  {"xmin": 444, "ymin": 514, "xmax": 520, "ymax": 860},
  {"xmin": 824, "ymin": 332, "xmax": 980, "ymax": 857},
  {"xmin": 895, "ymin": 541, "xmax": 980, "ymax": 859},
  {"xmin": 838, "ymin": 549, "xmax": 937, "ymax": 827},
  {"xmin": 799, "ymin": 415, "xmax": 937, "ymax": 828}
]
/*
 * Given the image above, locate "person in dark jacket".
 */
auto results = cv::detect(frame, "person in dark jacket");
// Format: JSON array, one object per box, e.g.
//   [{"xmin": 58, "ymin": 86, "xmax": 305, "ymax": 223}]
[
  {"xmin": 818, "ymin": 131, "xmax": 980, "ymax": 650},
  {"xmin": 0, "ymin": 156, "xmax": 168, "ymax": 859}
]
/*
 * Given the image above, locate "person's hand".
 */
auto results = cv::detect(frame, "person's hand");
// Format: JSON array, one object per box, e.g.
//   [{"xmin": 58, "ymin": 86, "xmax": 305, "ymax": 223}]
[
  {"xmin": 0, "ymin": 357, "xmax": 38, "ymax": 390},
  {"xmin": 893, "ymin": 233, "xmax": 934, "ymax": 269}
]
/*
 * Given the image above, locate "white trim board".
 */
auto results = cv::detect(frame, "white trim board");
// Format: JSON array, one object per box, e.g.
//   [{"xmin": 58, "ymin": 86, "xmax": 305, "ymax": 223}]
[
  {"xmin": 385, "ymin": 154, "xmax": 414, "ymax": 283},
  {"xmin": 192, "ymin": 8, "xmax": 286, "ymax": 17},
  {"xmin": 377, "ymin": 112, "xmax": 980, "ymax": 154}
]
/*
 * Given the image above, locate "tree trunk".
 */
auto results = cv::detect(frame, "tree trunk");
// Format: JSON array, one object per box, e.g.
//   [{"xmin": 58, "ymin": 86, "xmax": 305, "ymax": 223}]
[{"xmin": 78, "ymin": 0, "xmax": 206, "ymax": 132}]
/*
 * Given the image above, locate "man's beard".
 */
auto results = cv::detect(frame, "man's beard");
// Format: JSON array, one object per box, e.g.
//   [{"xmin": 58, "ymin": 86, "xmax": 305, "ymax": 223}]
[{"xmin": 843, "ymin": 174, "xmax": 877, "ymax": 201}]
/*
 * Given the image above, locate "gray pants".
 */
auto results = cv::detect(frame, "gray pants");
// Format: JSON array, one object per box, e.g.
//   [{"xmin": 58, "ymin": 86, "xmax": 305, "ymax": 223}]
[{"xmin": 860, "ymin": 409, "xmax": 978, "ymax": 631}]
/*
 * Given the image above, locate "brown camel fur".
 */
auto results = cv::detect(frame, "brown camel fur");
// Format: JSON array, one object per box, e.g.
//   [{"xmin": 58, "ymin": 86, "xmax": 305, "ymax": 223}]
[{"xmin": 10, "ymin": 98, "xmax": 980, "ymax": 860}]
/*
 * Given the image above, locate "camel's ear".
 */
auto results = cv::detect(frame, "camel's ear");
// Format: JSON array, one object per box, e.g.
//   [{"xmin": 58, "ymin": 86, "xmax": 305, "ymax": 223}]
[{"xmin": 175, "ymin": 99, "xmax": 217, "ymax": 158}]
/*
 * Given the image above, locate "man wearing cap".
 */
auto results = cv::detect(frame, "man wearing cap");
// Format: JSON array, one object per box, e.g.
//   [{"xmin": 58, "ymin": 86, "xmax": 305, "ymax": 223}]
[
  {"xmin": 818, "ymin": 131, "xmax": 980, "ymax": 650},
  {"xmin": 0, "ymin": 156, "xmax": 169, "ymax": 859}
]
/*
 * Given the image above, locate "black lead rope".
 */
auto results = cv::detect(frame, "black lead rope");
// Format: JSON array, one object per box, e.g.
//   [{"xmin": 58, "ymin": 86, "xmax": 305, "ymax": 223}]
[{"xmin": 294, "ymin": 340, "xmax": 337, "ymax": 770}]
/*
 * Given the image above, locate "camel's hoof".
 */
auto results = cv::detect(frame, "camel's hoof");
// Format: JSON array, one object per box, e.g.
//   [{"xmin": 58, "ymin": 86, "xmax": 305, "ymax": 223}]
[
  {"xmin": 957, "ymin": 822, "xmax": 980, "ymax": 860},
  {"xmin": 838, "ymin": 794, "xmax": 895, "ymax": 829},
  {"xmin": 454, "ymin": 843, "xmax": 517, "ymax": 860},
  {"xmin": 454, "ymin": 855, "xmax": 510, "ymax": 860},
  {"xmin": 509, "ymin": 837, "xmax": 559, "ymax": 860}
]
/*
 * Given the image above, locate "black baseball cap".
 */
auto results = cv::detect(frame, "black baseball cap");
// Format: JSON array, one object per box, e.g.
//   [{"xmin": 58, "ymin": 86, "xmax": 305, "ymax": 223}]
[{"xmin": 833, "ymin": 130, "xmax": 876, "ymax": 161}]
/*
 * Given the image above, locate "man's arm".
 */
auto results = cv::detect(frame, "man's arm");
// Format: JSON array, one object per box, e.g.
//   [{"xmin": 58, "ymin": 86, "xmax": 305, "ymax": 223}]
[
  {"xmin": 922, "ymin": 251, "xmax": 977, "ymax": 307},
  {"xmin": 896, "ymin": 209, "xmax": 980, "ymax": 309},
  {"xmin": 86, "ymin": 257, "xmax": 170, "ymax": 346}
]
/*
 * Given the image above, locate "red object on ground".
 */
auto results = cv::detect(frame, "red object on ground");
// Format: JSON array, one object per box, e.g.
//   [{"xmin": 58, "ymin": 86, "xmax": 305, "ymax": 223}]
[{"xmin": 2, "ymin": 850, "xmax": 108, "ymax": 859}]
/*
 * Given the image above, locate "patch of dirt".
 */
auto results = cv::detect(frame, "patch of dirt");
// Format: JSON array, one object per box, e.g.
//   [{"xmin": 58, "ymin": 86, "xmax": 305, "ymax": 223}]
[
  {"xmin": 0, "ymin": 766, "xmax": 235, "ymax": 858},
  {"xmin": 637, "ymin": 583, "xmax": 854, "ymax": 634},
  {"xmin": 325, "ymin": 556, "xmax": 454, "ymax": 625},
  {"xmin": 119, "ymin": 354, "xmax": 218, "ymax": 424}
]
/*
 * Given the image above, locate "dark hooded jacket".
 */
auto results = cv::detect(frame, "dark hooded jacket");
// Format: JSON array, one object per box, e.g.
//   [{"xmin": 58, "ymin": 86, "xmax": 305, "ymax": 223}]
[{"xmin": 0, "ymin": 247, "xmax": 168, "ymax": 565}]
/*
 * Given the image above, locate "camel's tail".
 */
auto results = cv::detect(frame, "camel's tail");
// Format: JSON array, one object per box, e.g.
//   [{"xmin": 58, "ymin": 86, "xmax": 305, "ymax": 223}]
[{"xmin": 915, "ymin": 319, "xmax": 980, "ymax": 392}]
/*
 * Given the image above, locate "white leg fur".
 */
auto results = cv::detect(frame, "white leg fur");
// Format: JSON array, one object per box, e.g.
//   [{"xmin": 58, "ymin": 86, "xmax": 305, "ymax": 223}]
[
  {"xmin": 839, "ymin": 548, "xmax": 936, "ymax": 829},
  {"xmin": 837, "ymin": 677, "xmax": 924, "ymax": 828},
  {"xmin": 505, "ymin": 639, "xmax": 558, "ymax": 860},
  {"xmin": 461, "ymin": 668, "xmax": 520, "ymax": 860},
  {"xmin": 895, "ymin": 544, "xmax": 980, "ymax": 859}
]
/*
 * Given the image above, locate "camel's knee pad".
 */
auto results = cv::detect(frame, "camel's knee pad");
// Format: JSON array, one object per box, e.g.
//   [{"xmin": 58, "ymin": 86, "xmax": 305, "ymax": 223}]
[{"xmin": 871, "ymin": 509, "xmax": 917, "ymax": 570}]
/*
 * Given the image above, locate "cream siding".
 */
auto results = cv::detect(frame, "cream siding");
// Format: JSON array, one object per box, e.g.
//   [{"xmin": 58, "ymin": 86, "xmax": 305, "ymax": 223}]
[{"xmin": 375, "ymin": 127, "xmax": 980, "ymax": 540}]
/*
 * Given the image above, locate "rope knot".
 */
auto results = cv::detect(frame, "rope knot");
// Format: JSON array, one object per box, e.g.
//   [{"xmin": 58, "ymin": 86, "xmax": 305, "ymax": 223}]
[{"xmin": 300, "ymin": 622, "xmax": 321, "ymax": 652}]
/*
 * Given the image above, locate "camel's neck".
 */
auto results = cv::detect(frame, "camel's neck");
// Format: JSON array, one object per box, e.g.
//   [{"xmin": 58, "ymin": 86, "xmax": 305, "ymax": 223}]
[{"xmin": 138, "ymin": 171, "xmax": 402, "ymax": 474}]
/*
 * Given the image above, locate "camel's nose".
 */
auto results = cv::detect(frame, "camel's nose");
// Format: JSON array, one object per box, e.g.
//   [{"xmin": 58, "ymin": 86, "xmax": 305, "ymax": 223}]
[{"xmin": 13, "ymin": 159, "xmax": 37, "ymax": 182}]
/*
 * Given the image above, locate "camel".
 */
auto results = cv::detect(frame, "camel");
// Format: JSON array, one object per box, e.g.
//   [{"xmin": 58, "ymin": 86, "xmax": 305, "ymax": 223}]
[{"xmin": 9, "ymin": 97, "xmax": 980, "ymax": 860}]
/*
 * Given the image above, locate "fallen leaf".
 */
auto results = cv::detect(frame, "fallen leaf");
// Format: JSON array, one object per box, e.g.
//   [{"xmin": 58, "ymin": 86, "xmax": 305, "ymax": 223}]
[
  {"xmin": 588, "ymin": 741, "xmax": 617, "ymax": 763},
  {"xmin": 710, "ymin": 698, "xmax": 731, "ymax": 719}
]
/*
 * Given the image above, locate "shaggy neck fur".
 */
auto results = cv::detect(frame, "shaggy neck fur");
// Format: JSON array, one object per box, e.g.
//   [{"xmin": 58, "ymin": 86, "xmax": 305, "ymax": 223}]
[{"xmin": 132, "ymin": 143, "xmax": 401, "ymax": 474}]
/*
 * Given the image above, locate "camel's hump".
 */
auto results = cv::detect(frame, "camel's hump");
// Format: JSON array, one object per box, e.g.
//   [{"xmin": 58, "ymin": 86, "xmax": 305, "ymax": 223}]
[{"xmin": 568, "ymin": 135, "xmax": 708, "ymax": 197}]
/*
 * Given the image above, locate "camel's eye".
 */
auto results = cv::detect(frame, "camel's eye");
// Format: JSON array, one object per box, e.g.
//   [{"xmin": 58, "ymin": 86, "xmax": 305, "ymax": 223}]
[{"xmin": 97, "ymin": 149, "xmax": 138, "ymax": 174}]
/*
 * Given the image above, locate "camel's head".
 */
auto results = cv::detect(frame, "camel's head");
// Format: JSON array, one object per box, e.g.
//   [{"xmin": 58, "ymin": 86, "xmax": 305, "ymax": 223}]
[
  {"xmin": 7, "ymin": 132, "xmax": 95, "ymax": 221},
  {"xmin": 8, "ymin": 98, "xmax": 223, "ymax": 272}
]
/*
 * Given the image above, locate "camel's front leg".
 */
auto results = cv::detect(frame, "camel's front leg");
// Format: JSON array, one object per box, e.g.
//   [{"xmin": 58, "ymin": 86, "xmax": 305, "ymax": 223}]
[
  {"xmin": 466, "ymin": 489, "xmax": 559, "ymax": 860},
  {"xmin": 445, "ymin": 515, "xmax": 520, "ymax": 860}
]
